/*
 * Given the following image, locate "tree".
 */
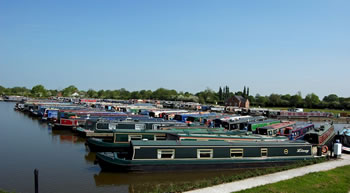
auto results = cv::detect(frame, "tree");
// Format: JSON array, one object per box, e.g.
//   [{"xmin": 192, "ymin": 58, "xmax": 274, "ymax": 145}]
[
  {"xmin": 247, "ymin": 87, "xmax": 250, "ymax": 97},
  {"xmin": 323, "ymin": 94, "xmax": 339, "ymax": 109},
  {"xmin": 104, "ymin": 90, "xmax": 114, "ymax": 99},
  {"xmin": 268, "ymin": 94, "xmax": 281, "ymax": 107},
  {"xmin": 152, "ymin": 88, "xmax": 177, "ymax": 100},
  {"xmin": 243, "ymin": 86, "xmax": 246, "ymax": 97},
  {"xmin": 280, "ymin": 94, "xmax": 291, "ymax": 107},
  {"xmin": 97, "ymin": 90, "xmax": 105, "ymax": 98},
  {"xmin": 87, "ymin": 89, "xmax": 98, "ymax": 98},
  {"xmin": 247, "ymin": 95, "xmax": 255, "ymax": 106},
  {"xmin": 255, "ymin": 94, "xmax": 268, "ymax": 107},
  {"xmin": 0, "ymin": 85, "xmax": 4, "ymax": 93},
  {"xmin": 139, "ymin": 90, "xmax": 152, "ymax": 99},
  {"xmin": 196, "ymin": 88, "xmax": 218, "ymax": 104},
  {"xmin": 48, "ymin": 89, "xmax": 58, "ymax": 97},
  {"xmin": 117, "ymin": 88, "xmax": 129, "ymax": 99},
  {"xmin": 305, "ymin": 93, "xmax": 320, "ymax": 108},
  {"xmin": 235, "ymin": 91, "xmax": 243, "ymax": 96},
  {"xmin": 222, "ymin": 86, "xmax": 230, "ymax": 102},
  {"xmin": 130, "ymin": 91, "xmax": 140, "ymax": 99},
  {"xmin": 218, "ymin": 87, "xmax": 223, "ymax": 101},
  {"xmin": 290, "ymin": 94, "xmax": 303, "ymax": 107},
  {"xmin": 323, "ymin": 94, "xmax": 339, "ymax": 103},
  {"xmin": 112, "ymin": 90, "xmax": 121, "ymax": 99},
  {"xmin": 0, "ymin": 85, "xmax": 6, "ymax": 95},
  {"xmin": 62, "ymin": 85, "xmax": 78, "ymax": 97},
  {"xmin": 31, "ymin": 85, "xmax": 47, "ymax": 97}
]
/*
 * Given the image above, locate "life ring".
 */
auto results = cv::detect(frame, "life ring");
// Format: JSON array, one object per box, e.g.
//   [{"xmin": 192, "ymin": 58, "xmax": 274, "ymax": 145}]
[{"xmin": 322, "ymin": 145, "xmax": 328, "ymax": 154}]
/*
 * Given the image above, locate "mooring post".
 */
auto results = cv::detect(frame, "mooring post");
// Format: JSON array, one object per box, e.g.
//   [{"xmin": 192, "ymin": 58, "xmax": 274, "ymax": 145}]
[{"xmin": 34, "ymin": 169, "xmax": 39, "ymax": 193}]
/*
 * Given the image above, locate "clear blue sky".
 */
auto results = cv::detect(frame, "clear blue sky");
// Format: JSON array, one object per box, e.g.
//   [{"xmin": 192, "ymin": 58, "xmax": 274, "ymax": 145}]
[{"xmin": 0, "ymin": 0, "xmax": 349, "ymax": 98}]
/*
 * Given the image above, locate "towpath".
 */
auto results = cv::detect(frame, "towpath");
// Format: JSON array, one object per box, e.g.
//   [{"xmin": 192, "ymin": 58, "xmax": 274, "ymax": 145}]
[{"xmin": 186, "ymin": 154, "xmax": 350, "ymax": 193}]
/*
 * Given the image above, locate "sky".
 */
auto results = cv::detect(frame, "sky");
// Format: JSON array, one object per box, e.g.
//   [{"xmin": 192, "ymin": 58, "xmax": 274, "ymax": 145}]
[{"xmin": 0, "ymin": 0, "xmax": 349, "ymax": 98}]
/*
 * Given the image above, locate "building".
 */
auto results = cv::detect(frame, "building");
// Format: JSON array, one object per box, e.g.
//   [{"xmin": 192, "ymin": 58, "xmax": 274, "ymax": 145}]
[{"xmin": 225, "ymin": 95, "xmax": 250, "ymax": 108}]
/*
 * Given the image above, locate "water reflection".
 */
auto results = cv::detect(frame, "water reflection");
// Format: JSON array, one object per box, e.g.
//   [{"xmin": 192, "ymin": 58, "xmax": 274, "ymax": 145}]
[
  {"xmin": 94, "ymin": 169, "xmax": 245, "ymax": 186},
  {"xmin": 93, "ymin": 168, "xmax": 257, "ymax": 193},
  {"xmin": 85, "ymin": 152, "xmax": 96, "ymax": 164},
  {"xmin": 49, "ymin": 129, "xmax": 86, "ymax": 144}
]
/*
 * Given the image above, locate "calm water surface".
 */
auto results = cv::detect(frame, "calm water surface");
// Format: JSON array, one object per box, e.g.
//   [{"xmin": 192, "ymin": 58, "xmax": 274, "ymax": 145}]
[{"xmin": 0, "ymin": 102, "xmax": 348, "ymax": 193}]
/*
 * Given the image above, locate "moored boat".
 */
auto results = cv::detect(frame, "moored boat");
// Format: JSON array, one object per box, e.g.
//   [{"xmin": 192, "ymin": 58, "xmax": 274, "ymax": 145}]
[
  {"xmin": 95, "ymin": 140, "xmax": 316, "ymax": 172},
  {"xmin": 339, "ymin": 127, "xmax": 350, "ymax": 153},
  {"xmin": 303, "ymin": 123, "xmax": 336, "ymax": 154},
  {"xmin": 278, "ymin": 123, "xmax": 314, "ymax": 140},
  {"xmin": 86, "ymin": 128, "xmax": 281, "ymax": 152}
]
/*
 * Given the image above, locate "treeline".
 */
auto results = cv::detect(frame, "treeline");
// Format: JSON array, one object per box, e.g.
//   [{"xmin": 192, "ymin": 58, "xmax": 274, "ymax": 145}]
[{"xmin": 1, "ymin": 85, "xmax": 350, "ymax": 110}]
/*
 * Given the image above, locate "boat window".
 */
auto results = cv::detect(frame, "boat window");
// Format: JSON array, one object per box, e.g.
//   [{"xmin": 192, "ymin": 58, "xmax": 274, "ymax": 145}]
[
  {"xmin": 152, "ymin": 124, "xmax": 161, "ymax": 130},
  {"xmin": 284, "ymin": 129, "xmax": 290, "ymax": 134},
  {"xmin": 157, "ymin": 149, "xmax": 175, "ymax": 159},
  {"xmin": 109, "ymin": 123, "xmax": 117, "ymax": 130},
  {"xmin": 261, "ymin": 148, "xmax": 268, "ymax": 157},
  {"xmin": 230, "ymin": 149, "xmax": 243, "ymax": 158},
  {"xmin": 135, "ymin": 124, "xmax": 145, "ymax": 130},
  {"xmin": 197, "ymin": 149, "xmax": 213, "ymax": 159},
  {"xmin": 128, "ymin": 135, "xmax": 142, "ymax": 141},
  {"xmin": 273, "ymin": 129, "xmax": 278, "ymax": 135},
  {"xmin": 155, "ymin": 135, "xmax": 166, "ymax": 140},
  {"xmin": 96, "ymin": 123, "xmax": 109, "ymax": 130}
]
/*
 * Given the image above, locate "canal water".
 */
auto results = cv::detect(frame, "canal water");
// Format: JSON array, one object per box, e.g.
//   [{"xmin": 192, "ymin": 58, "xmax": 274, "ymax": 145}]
[{"xmin": 0, "ymin": 102, "xmax": 348, "ymax": 193}]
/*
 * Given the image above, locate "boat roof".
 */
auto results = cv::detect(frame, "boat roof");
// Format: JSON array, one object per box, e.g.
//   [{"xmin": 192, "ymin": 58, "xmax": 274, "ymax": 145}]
[
  {"xmin": 111, "ymin": 128, "xmax": 237, "ymax": 134},
  {"xmin": 176, "ymin": 133, "xmax": 288, "ymax": 140},
  {"xmin": 247, "ymin": 119, "xmax": 280, "ymax": 125},
  {"xmin": 131, "ymin": 140, "xmax": 311, "ymax": 147},
  {"xmin": 306, "ymin": 124, "xmax": 333, "ymax": 135},
  {"xmin": 260, "ymin": 121, "xmax": 296, "ymax": 130}
]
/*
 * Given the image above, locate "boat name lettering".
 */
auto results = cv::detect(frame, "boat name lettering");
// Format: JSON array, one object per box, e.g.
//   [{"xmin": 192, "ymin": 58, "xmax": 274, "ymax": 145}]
[{"xmin": 297, "ymin": 149, "xmax": 309, "ymax": 153}]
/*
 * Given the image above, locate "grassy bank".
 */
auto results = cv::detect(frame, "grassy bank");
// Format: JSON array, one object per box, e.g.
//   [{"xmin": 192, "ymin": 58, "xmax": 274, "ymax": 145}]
[
  {"xmin": 150, "ymin": 158, "xmax": 328, "ymax": 193},
  {"xmin": 238, "ymin": 164, "xmax": 350, "ymax": 193}
]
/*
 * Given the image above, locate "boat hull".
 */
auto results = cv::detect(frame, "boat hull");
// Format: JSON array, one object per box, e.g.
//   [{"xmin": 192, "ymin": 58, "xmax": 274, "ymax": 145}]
[
  {"xmin": 96, "ymin": 153, "xmax": 313, "ymax": 172},
  {"xmin": 86, "ymin": 138, "xmax": 130, "ymax": 152}
]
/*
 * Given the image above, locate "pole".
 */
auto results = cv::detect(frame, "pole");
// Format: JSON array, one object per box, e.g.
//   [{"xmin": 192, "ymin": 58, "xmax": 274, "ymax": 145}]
[{"xmin": 34, "ymin": 169, "xmax": 39, "ymax": 193}]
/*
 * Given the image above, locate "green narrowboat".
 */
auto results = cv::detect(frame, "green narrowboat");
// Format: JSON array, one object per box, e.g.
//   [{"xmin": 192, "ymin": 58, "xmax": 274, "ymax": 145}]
[
  {"xmin": 95, "ymin": 140, "xmax": 315, "ymax": 172},
  {"xmin": 76, "ymin": 119, "xmax": 187, "ymax": 137},
  {"xmin": 256, "ymin": 121, "xmax": 296, "ymax": 136},
  {"xmin": 86, "ymin": 128, "xmax": 245, "ymax": 152},
  {"xmin": 247, "ymin": 119, "xmax": 281, "ymax": 132}
]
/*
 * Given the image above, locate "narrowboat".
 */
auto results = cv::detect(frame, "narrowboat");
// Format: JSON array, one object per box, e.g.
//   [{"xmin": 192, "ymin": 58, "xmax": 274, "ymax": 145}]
[
  {"xmin": 95, "ymin": 140, "xmax": 315, "ymax": 172},
  {"xmin": 278, "ymin": 123, "xmax": 314, "ymax": 140},
  {"xmin": 303, "ymin": 123, "xmax": 335, "ymax": 153},
  {"xmin": 256, "ymin": 121, "xmax": 296, "ymax": 136},
  {"xmin": 247, "ymin": 119, "xmax": 281, "ymax": 132},
  {"xmin": 339, "ymin": 127, "xmax": 350, "ymax": 153},
  {"xmin": 52, "ymin": 110, "xmax": 130, "ymax": 130},
  {"xmin": 86, "ymin": 128, "xmax": 258, "ymax": 152},
  {"xmin": 278, "ymin": 111, "xmax": 333, "ymax": 118},
  {"xmin": 213, "ymin": 116, "xmax": 265, "ymax": 130},
  {"xmin": 173, "ymin": 112, "xmax": 222, "ymax": 123},
  {"xmin": 76, "ymin": 118, "xmax": 187, "ymax": 136}
]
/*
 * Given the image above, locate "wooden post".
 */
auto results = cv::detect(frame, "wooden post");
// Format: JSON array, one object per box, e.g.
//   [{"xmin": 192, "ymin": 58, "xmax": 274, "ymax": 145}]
[{"xmin": 34, "ymin": 169, "xmax": 39, "ymax": 193}]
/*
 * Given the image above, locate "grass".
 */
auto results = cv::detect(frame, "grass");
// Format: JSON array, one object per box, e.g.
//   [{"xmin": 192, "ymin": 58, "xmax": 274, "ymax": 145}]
[
  {"xmin": 237, "ymin": 164, "xmax": 350, "ymax": 193},
  {"xmin": 148, "ymin": 157, "xmax": 328, "ymax": 193}
]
